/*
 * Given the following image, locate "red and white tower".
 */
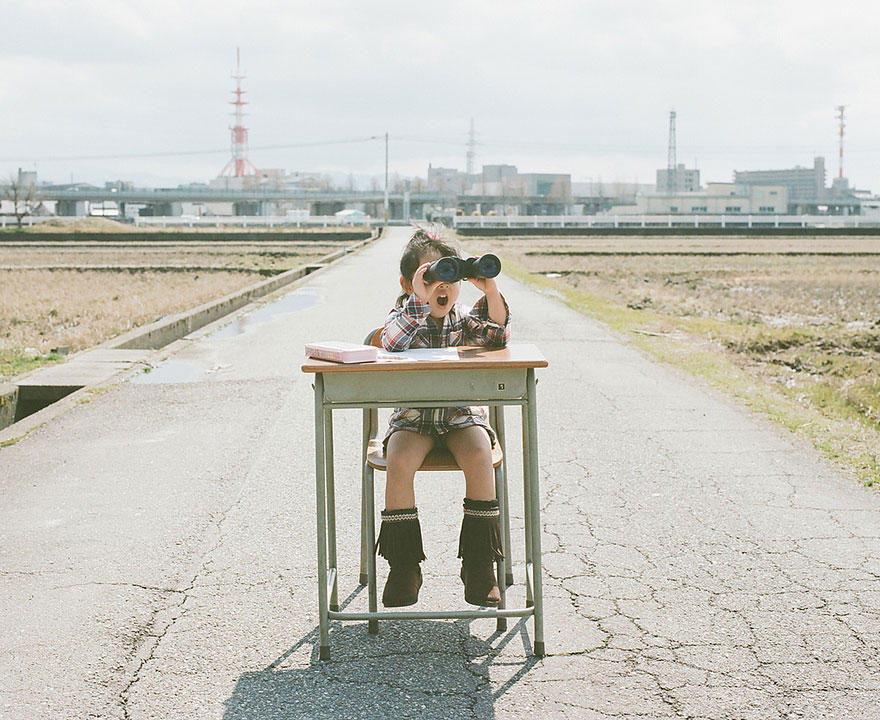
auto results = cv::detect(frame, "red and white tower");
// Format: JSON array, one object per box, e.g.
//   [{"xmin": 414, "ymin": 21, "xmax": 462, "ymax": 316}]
[
  {"xmin": 220, "ymin": 48, "xmax": 261, "ymax": 178},
  {"xmin": 836, "ymin": 105, "xmax": 846, "ymax": 179}
]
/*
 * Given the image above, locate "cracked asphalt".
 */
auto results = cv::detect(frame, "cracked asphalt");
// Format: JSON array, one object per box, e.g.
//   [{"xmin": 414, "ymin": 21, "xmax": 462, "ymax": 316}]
[{"xmin": 2, "ymin": 227, "xmax": 880, "ymax": 719}]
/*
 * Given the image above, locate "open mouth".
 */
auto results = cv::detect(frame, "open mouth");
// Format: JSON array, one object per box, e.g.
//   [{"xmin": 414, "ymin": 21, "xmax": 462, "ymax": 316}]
[{"xmin": 436, "ymin": 294, "xmax": 449, "ymax": 307}]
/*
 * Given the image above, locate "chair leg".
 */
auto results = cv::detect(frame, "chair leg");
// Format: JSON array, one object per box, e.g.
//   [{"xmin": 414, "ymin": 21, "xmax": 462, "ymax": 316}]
[{"xmin": 502, "ymin": 475, "xmax": 514, "ymax": 588}]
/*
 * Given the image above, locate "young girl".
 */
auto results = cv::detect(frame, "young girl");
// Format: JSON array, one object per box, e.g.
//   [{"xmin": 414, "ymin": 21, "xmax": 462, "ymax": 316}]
[{"xmin": 376, "ymin": 228, "xmax": 510, "ymax": 608}]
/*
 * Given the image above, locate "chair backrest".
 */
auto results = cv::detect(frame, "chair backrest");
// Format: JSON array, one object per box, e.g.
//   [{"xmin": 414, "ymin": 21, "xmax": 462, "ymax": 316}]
[{"xmin": 364, "ymin": 327, "xmax": 382, "ymax": 348}]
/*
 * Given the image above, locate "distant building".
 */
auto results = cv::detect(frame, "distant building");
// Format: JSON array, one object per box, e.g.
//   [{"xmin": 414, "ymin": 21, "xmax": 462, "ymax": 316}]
[
  {"xmin": 519, "ymin": 173, "xmax": 571, "ymax": 199},
  {"xmin": 734, "ymin": 157, "xmax": 826, "ymax": 212},
  {"xmin": 427, "ymin": 165, "xmax": 465, "ymax": 193},
  {"xmin": 860, "ymin": 195, "xmax": 880, "ymax": 217},
  {"xmin": 482, "ymin": 164, "xmax": 518, "ymax": 185},
  {"xmin": 613, "ymin": 182, "xmax": 788, "ymax": 215},
  {"xmin": 17, "ymin": 168, "xmax": 38, "ymax": 188},
  {"xmin": 104, "ymin": 180, "xmax": 134, "ymax": 192},
  {"xmin": 656, "ymin": 164, "xmax": 701, "ymax": 192}
]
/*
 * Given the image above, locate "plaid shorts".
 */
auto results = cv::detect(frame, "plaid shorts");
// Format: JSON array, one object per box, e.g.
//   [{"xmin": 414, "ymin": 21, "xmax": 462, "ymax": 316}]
[{"xmin": 383, "ymin": 405, "xmax": 496, "ymax": 452}]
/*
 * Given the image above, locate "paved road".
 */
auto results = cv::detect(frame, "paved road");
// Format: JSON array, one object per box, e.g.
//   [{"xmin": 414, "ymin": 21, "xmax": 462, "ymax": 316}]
[{"xmin": 2, "ymin": 227, "xmax": 880, "ymax": 719}]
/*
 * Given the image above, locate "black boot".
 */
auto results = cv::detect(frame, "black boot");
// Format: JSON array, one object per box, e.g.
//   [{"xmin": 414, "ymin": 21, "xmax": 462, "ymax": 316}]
[
  {"xmin": 376, "ymin": 508, "xmax": 425, "ymax": 608},
  {"xmin": 458, "ymin": 498, "xmax": 503, "ymax": 606}
]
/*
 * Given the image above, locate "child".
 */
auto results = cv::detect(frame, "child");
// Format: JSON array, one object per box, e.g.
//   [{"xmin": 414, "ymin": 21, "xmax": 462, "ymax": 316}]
[{"xmin": 376, "ymin": 228, "xmax": 510, "ymax": 608}]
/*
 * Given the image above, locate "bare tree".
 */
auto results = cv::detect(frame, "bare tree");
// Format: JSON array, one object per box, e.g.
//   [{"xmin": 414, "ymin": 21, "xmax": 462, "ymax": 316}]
[{"xmin": 3, "ymin": 170, "xmax": 43, "ymax": 228}]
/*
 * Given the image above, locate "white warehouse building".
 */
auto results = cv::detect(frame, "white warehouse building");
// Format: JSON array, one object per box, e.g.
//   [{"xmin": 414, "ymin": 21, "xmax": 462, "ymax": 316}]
[{"xmin": 612, "ymin": 183, "xmax": 789, "ymax": 215}]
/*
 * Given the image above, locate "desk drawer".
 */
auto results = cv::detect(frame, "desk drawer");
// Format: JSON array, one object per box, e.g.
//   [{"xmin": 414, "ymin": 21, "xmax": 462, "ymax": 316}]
[{"xmin": 321, "ymin": 368, "xmax": 527, "ymax": 405}]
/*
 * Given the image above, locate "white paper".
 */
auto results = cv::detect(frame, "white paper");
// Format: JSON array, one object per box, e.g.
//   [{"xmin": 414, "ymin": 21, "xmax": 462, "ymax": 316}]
[{"xmin": 375, "ymin": 347, "xmax": 459, "ymax": 362}]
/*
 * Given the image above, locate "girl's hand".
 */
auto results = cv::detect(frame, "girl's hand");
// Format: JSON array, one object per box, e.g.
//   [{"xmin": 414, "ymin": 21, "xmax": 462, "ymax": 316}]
[
  {"xmin": 468, "ymin": 275, "xmax": 499, "ymax": 297},
  {"xmin": 470, "ymin": 275, "xmax": 506, "ymax": 325},
  {"xmin": 412, "ymin": 262, "xmax": 436, "ymax": 303}
]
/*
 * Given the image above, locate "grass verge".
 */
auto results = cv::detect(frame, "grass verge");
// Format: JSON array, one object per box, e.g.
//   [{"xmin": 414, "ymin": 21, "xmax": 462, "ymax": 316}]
[
  {"xmin": 0, "ymin": 348, "xmax": 65, "ymax": 379},
  {"xmin": 499, "ymin": 256, "xmax": 880, "ymax": 487}
]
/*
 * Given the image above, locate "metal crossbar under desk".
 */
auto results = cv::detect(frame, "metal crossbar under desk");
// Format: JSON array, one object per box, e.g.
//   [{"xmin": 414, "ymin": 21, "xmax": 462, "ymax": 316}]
[{"xmin": 302, "ymin": 344, "xmax": 548, "ymax": 661}]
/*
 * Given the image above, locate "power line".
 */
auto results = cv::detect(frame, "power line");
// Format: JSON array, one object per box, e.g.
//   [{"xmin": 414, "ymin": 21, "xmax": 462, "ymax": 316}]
[
  {"xmin": 392, "ymin": 134, "xmax": 873, "ymax": 154},
  {"xmin": 4, "ymin": 134, "xmax": 880, "ymax": 164},
  {"xmin": 0, "ymin": 136, "xmax": 382, "ymax": 163}
]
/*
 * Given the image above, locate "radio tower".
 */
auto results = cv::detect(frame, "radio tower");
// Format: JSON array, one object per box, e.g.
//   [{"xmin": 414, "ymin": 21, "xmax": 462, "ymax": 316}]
[
  {"xmin": 220, "ymin": 48, "xmax": 261, "ymax": 178},
  {"xmin": 667, "ymin": 110, "xmax": 677, "ymax": 192},
  {"xmin": 466, "ymin": 118, "xmax": 476, "ymax": 176},
  {"xmin": 836, "ymin": 105, "xmax": 846, "ymax": 179}
]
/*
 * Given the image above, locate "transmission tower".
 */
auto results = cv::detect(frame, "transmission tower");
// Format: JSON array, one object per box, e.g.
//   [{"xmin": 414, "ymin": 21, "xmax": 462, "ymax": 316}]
[
  {"xmin": 466, "ymin": 118, "xmax": 476, "ymax": 176},
  {"xmin": 667, "ymin": 110, "xmax": 677, "ymax": 192},
  {"xmin": 220, "ymin": 47, "xmax": 261, "ymax": 178},
  {"xmin": 836, "ymin": 105, "xmax": 846, "ymax": 179}
]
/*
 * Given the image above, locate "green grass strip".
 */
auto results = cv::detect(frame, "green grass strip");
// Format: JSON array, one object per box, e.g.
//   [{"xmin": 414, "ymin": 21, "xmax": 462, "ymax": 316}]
[{"xmin": 501, "ymin": 258, "xmax": 880, "ymax": 487}]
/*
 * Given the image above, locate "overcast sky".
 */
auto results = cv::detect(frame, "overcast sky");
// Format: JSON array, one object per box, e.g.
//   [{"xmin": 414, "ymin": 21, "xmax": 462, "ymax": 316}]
[{"xmin": 2, "ymin": 0, "xmax": 879, "ymax": 192}]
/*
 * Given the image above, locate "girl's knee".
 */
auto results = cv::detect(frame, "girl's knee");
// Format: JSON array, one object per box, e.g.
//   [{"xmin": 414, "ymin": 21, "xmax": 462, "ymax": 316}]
[
  {"xmin": 386, "ymin": 448, "xmax": 420, "ymax": 476},
  {"xmin": 386, "ymin": 431, "xmax": 433, "ymax": 476},
  {"xmin": 448, "ymin": 429, "xmax": 492, "ymax": 470}
]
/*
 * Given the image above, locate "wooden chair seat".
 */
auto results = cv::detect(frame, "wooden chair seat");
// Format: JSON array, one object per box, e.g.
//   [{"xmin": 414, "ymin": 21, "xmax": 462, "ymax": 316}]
[{"xmin": 366, "ymin": 437, "xmax": 503, "ymax": 471}]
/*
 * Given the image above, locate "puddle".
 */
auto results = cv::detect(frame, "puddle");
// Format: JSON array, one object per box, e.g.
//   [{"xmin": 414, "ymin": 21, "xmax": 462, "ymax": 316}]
[
  {"xmin": 131, "ymin": 291, "xmax": 321, "ymax": 384},
  {"xmin": 130, "ymin": 360, "xmax": 206, "ymax": 385},
  {"xmin": 211, "ymin": 291, "xmax": 321, "ymax": 339}
]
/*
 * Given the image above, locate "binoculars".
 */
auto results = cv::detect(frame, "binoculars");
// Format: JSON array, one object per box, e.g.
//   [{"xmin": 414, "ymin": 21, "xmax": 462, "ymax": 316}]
[{"xmin": 423, "ymin": 254, "xmax": 501, "ymax": 284}]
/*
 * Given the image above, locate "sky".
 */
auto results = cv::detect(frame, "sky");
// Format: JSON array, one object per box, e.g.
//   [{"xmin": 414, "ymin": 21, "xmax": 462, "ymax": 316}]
[{"xmin": 2, "ymin": 0, "xmax": 879, "ymax": 193}]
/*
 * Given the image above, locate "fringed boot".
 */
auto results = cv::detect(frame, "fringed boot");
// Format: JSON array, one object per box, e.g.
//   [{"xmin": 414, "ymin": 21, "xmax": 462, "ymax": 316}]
[
  {"xmin": 376, "ymin": 507, "xmax": 425, "ymax": 608},
  {"xmin": 458, "ymin": 498, "xmax": 503, "ymax": 606}
]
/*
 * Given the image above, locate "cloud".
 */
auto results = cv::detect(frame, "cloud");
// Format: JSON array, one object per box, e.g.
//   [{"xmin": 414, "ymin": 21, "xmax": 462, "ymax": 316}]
[{"xmin": 2, "ymin": 0, "xmax": 879, "ymax": 189}]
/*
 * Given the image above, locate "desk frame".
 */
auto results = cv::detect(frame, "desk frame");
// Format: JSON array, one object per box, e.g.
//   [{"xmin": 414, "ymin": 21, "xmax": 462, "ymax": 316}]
[{"xmin": 306, "ymin": 348, "xmax": 546, "ymax": 660}]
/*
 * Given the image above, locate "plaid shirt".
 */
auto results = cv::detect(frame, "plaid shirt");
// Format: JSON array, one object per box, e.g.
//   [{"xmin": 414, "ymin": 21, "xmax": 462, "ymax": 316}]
[
  {"xmin": 381, "ymin": 292, "xmax": 510, "ymax": 445},
  {"xmin": 381, "ymin": 293, "xmax": 510, "ymax": 351}
]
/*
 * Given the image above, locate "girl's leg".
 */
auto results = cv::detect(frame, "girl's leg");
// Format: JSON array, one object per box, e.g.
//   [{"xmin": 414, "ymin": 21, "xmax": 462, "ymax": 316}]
[
  {"xmin": 378, "ymin": 430, "xmax": 434, "ymax": 607},
  {"xmin": 445, "ymin": 426, "xmax": 503, "ymax": 606},
  {"xmin": 385, "ymin": 430, "xmax": 435, "ymax": 509},
  {"xmin": 443, "ymin": 426, "xmax": 496, "ymax": 501}
]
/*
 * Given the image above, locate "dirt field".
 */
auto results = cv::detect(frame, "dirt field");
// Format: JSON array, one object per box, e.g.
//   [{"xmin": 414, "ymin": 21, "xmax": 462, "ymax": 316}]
[
  {"xmin": 462, "ymin": 233, "xmax": 880, "ymax": 484},
  {"xmin": 0, "ymin": 234, "xmax": 358, "ymax": 379},
  {"xmin": 0, "ymin": 242, "xmax": 343, "ymax": 273},
  {"xmin": 13, "ymin": 217, "xmax": 372, "ymax": 235}
]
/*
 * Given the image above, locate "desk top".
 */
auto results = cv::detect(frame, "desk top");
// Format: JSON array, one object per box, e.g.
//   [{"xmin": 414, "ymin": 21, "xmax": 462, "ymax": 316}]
[{"xmin": 301, "ymin": 343, "xmax": 548, "ymax": 374}]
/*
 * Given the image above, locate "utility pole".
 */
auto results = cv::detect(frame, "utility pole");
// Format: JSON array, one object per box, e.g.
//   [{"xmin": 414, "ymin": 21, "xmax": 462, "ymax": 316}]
[
  {"xmin": 384, "ymin": 132, "xmax": 389, "ymax": 225},
  {"xmin": 667, "ymin": 110, "xmax": 677, "ymax": 192}
]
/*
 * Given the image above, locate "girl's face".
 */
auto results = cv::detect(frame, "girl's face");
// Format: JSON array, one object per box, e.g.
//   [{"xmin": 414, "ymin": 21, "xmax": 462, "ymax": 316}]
[{"xmin": 403, "ymin": 250, "xmax": 461, "ymax": 319}]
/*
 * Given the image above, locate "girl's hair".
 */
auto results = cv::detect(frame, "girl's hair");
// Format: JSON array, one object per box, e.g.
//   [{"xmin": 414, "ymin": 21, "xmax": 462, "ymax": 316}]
[{"xmin": 396, "ymin": 228, "xmax": 461, "ymax": 306}]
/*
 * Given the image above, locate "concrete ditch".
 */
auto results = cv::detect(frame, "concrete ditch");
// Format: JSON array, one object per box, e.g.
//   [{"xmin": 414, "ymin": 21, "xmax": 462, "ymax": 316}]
[
  {"xmin": 0, "ymin": 229, "xmax": 380, "ymax": 439},
  {"xmin": 0, "ymin": 384, "xmax": 17, "ymax": 428}
]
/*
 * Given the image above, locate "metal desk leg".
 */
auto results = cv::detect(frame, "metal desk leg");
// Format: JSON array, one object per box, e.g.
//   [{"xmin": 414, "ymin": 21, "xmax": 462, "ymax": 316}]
[
  {"xmin": 525, "ymin": 368, "xmax": 545, "ymax": 657},
  {"xmin": 359, "ymin": 409, "xmax": 372, "ymax": 586},
  {"xmin": 365, "ymin": 463, "xmax": 379, "ymax": 634},
  {"xmin": 326, "ymin": 408, "xmax": 339, "ymax": 612},
  {"xmin": 313, "ymin": 375, "xmax": 330, "ymax": 660},
  {"xmin": 521, "ymin": 402, "xmax": 534, "ymax": 609},
  {"xmin": 493, "ymin": 405, "xmax": 514, "ymax": 588},
  {"xmin": 489, "ymin": 406, "xmax": 508, "ymax": 632}
]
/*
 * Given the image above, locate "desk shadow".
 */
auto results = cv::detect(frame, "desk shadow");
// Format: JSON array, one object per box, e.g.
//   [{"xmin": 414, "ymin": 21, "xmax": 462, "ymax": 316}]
[{"xmin": 223, "ymin": 592, "xmax": 539, "ymax": 720}]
